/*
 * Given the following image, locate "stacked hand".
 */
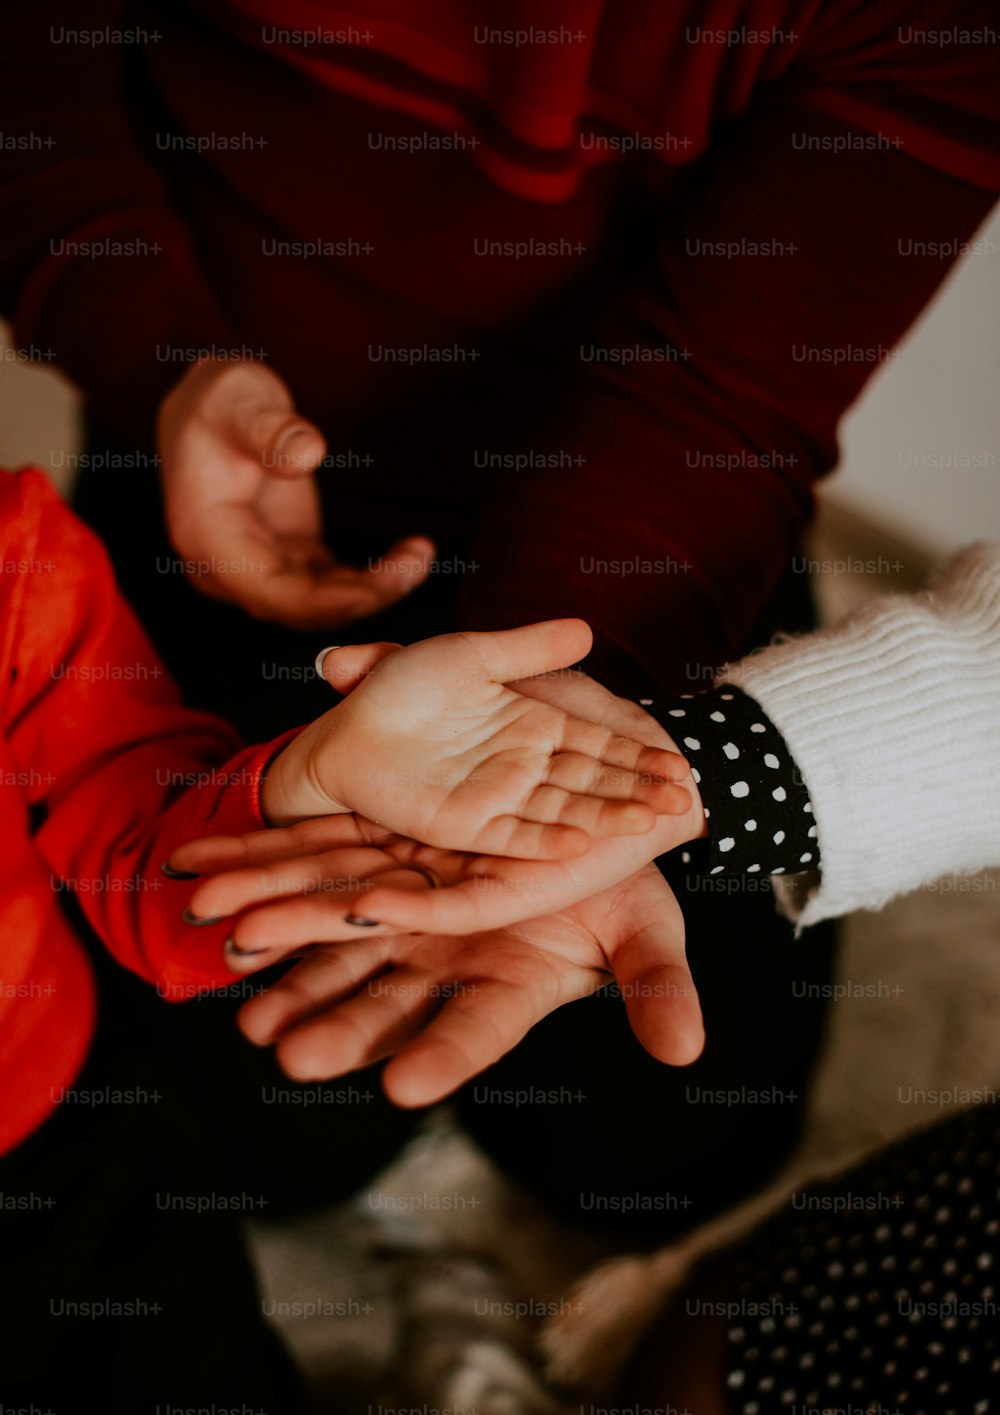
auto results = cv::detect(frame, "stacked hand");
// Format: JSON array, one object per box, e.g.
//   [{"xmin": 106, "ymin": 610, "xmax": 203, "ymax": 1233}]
[
  {"xmin": 237, "ymin": 864, "xmax": 701, "ymax": 1107},
  {"xmin": 173, "ymin": 820, "xmax": 704, "ymax": 1106},
  {"xmin": 260, "ymin": 618, "xmax": 690, "ymax": 855},
  {"xmin": 170, "ymin": 625, "xmax": 708, "ymax": 1100}
]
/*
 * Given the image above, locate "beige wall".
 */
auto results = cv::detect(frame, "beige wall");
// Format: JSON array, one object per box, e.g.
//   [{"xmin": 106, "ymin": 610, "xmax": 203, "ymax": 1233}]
[
  {"xmin": 0, "ymin": 327, "xmax": 81, "ymax": 495},
  {"xmin": 832, "ymin": 204, "xmax": 1000, "ymax": 554}
]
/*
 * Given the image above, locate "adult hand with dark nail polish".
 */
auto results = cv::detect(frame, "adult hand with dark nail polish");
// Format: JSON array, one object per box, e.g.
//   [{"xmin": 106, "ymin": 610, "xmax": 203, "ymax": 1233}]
[{"xmin": 234, "ymin": 862, "xmax": 704, "ymax": 1105}]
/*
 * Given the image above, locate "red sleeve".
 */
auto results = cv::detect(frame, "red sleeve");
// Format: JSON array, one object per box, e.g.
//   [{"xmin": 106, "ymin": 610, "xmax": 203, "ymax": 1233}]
[
  {"xmin": 0, "ymin": 2, "xmax": 233, "ymax": 442},
  {"xmin": 4, "ymin": 470, "xmax": 296, "ymax": 996},
  {"xmin": 462, "ymin": 0, "xmax": 1000, "ymax": 695}
]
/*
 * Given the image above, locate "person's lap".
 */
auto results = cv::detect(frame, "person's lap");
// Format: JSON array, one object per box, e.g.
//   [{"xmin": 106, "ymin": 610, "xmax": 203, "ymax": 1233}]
[
  {"xmin": 0, "ymin": 909, "xmax": 307, "ymax": 1413},
  {"xmin": 625, "ymin": 1103, "xmax": 1000, "ymax": 1412}
]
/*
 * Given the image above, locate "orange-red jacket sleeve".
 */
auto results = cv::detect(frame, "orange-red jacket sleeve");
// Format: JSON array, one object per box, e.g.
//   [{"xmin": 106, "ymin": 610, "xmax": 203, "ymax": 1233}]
[{"xmin": 3, "ymin": 468, "xmax": 297, "ymax": 997}]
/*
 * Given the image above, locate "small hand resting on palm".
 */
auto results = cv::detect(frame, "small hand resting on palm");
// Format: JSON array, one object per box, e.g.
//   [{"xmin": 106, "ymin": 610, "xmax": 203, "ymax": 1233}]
[
  {"xmin": 171, "ymin": 657, "xmax": 705, "ymax": 942},
  {"xmin": 260, "ymin": 618, "xmax": 690, "ymax": 858},
  {"xmin": 165, "ymin": 626, "xmax": 706, "ymax": 1100}
]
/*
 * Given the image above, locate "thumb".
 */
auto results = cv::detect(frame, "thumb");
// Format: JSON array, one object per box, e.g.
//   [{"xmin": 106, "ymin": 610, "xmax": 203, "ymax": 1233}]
[
  {"xmin": 315, "ymin": 642, "xmax": 403, "ymax": 695},
  {"xmin": 608, "ymin": 867, "xmax": 704, "ymax": 1067},
  {"xmin": 472, "ymin": 619, "xmax": 594, "ymax": 683},
  {"xmin": 233, "ymin": 406, "xmax": 328, "ymax": 478}
]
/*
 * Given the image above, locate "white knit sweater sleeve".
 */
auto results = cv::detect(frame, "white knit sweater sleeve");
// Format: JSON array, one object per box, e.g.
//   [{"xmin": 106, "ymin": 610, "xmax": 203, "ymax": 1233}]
[{"xmin": 719, "ymin": 543, "xmax": 1000, "ymax": 928}]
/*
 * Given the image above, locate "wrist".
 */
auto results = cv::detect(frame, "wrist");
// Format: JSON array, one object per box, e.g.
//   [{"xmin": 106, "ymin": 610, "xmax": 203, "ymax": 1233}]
[
  {"xmin": 260, "ymin": 717, "xmax": 350, "ymax": 827},
  {"xmin": 649, "ymin": 687, "xmax": 817, "ymax": 877}
]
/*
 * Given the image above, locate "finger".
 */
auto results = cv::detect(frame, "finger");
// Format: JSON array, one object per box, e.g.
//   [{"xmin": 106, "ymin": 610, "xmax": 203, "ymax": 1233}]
[
  {"xmin": 166, "ymin": 816, "xmax": 389, "ymax": 877},
  {"xmin": 514, "ymin": 788, "xmax": 656, "ymax": 839},
  {"xmin": 237, "ymin": 937, "xmax": 393, "ymax": 1045},
  {"xmin": 240, "ymin": 568, "xmax": 410, "ymax": 631},
  {"xmin": 187, "ymin": 846, "xmax": 401, "ymax": 924},
  {"xmin": 347, "ymin": 535, "xmax": 436, "ymax": 608},
  {"xmin": 466, "ymin": 816, "xmax": 593, "ymax": 860},
  {"xmin": 558, "ymin": 719, "xmax": 690, "ymax": 784},
  {"xmin": 620, "ymin": 958, "xmax": 704, "ymax": 1067},
  {"xmin": 382, "ymin": 978, "xmax": 547, "ymax": 1107},
  {"xmin": 181, "ymin": 540, "xmax": 371, "ymax": 629},
  {"xmin": 314, "ymin": 642, "xmax": 402, "ymax": 696},
  {"xmin": 224, "ymin": 868, "xmax": 440, "ymax": 968},
  {"xmin": 354, "ymin": 870, "xmax": 564, "ymax": 936},
  {"xmin": 249, "ymin": 542, "xmax": 434, "ymax": 628},
  {"xmin": 238, "ymin": 408, "xmax": 328, "ymax": 478},
  {"xmin": 513, "ymin": 671, "xmax": 667, "ymax": 746},
  {"xmin": 465, "ymin": 620, "xmax": 593, "ymax": 683},
  {"xmin": 609, "ymin": 868, "xmax": 704, "ymax": 1067},
  {"xmin": 540, "ymin": 753, "xmax": 692, "ymax": 813},
  {"xmin": 188, "ymin": 495, "xmax": 433, "ymax": 627},
  {"xmin": 274, "ymin": 965, "xmax": 445, "ymax": 1081}
]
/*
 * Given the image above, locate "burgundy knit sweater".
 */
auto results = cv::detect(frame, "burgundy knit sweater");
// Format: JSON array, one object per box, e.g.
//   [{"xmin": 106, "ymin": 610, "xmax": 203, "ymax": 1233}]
[{"xmin": 1, "ymin": 0, "xmax": 998, "ymax": 690}]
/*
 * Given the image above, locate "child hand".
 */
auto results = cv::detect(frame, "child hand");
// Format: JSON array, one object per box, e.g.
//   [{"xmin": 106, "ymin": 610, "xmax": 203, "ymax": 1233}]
[
  {"xmin": 261, "ymin": 619, "xmax": 689, "ymax": 858},
  {"xmin": 168, "ymin": 670, "xmax": 705, "ymax": 942}
]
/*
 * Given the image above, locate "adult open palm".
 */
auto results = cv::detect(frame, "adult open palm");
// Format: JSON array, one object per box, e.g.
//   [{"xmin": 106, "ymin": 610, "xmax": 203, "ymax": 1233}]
[
  {"xmin": 157, "ymin": 358, "xmax": 434, "ymax": 630},
  {"xmin": 234, "ymin": 862, "xmax": 704, "ymax": 1106}
]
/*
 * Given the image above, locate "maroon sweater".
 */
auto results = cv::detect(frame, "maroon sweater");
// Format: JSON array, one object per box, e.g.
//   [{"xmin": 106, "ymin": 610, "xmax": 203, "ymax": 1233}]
[{"xmin": 1, "ymin": 0, "xmax": 998, "ymax": 691}]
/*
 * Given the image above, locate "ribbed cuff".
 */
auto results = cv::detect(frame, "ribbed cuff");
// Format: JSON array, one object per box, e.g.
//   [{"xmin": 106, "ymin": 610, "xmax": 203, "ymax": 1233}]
[{"xmin": 721, "ymin": 545, "xmax": 1000, "ymax": 926}]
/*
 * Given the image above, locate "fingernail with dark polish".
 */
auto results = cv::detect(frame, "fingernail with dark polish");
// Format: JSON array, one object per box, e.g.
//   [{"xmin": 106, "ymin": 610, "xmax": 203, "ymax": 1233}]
[
  {"xmin": 225, "ymin": 936, "xmax": 270, "ymax": 959},
  {"xmin": 182, "ymin": 907, "xmax": 226, "ymax": 927},
  {"xmin": 161, "ymin": 860, "xmax": 199, "ymax": 880},
  {"xmin": 345, "ymin": 914, "xmax": 380, "ymax": 928}
]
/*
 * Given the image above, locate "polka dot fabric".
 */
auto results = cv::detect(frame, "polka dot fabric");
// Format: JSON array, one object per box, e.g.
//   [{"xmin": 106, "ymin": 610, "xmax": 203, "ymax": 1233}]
[
  {"xmin": 646, "ymin": 687, "xmax": 819, "ymax": 877},
  {"xmin": 724, "ymin": 1103, "xmax": 1000, "ymax": 1414}
]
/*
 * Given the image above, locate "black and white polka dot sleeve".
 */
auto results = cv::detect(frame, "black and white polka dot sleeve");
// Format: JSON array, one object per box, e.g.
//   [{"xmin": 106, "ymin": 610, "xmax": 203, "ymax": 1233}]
[
  {"xmin": 644, "ymin": 686, "xmax": 819, "ymax": 878},
  {"xmin": 723, "ymin": 1100, "xmax": 1000, "ymax": 1413}
]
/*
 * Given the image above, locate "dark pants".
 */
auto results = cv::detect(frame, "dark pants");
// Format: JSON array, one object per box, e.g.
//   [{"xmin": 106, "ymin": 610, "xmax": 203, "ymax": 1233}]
[{"xmin": 0, "ymin": 901, "xmax": 307, "ymax": 1414}]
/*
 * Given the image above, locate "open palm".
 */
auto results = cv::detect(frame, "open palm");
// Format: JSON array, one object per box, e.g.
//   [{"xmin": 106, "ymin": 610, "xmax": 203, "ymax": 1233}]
[
  {"xmin": 172, "ymin": 667, "xmax": 705, "ymax": 939},
  {"xmin": 232, "ymin": 862, "xmax": 703, "ymax": 1107},
  {"xmin": 158, "ymin": 358, "xmax": 434, "ymax": 630},
  {"xmin": 266, "ymin": 622, "xmax": 690, "ymax": 857}
]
